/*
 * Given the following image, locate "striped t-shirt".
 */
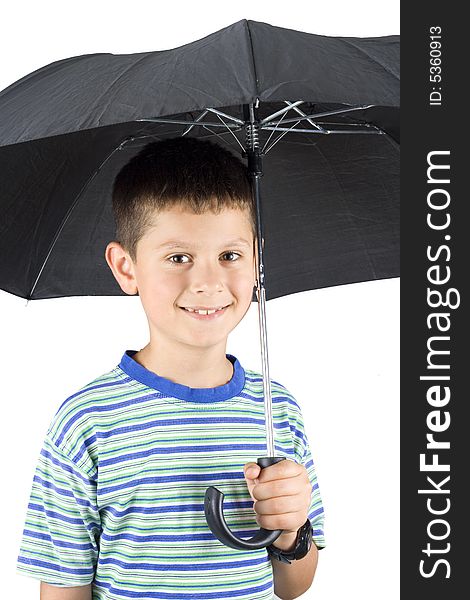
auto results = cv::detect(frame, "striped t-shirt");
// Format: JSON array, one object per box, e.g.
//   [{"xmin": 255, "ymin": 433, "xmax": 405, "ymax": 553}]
[{"xmin": 16, "ymin": 350, "xmax": 325, "ymax": 599}]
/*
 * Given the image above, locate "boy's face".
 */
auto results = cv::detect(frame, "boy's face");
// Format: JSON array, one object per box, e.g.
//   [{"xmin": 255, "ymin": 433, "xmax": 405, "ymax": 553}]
[{"xmin": 106, "ymin": 204, "xmax": 257, "ymax": 353}]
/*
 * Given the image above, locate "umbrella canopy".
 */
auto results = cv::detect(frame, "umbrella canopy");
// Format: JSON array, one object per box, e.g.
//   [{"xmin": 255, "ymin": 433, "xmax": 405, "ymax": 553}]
[
  {"xmin": 1, "ymin": 18, "xmax": 399, "ymax": 551},
  {"xmin": 0, "ymin": 19, "xmax": 399, "ymax": 301}
]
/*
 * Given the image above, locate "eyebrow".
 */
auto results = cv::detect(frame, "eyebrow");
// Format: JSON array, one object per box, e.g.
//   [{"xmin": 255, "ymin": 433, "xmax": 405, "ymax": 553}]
[{"xmin": 156, "ymin": 238, "xmax": 252, "ymax": 249}]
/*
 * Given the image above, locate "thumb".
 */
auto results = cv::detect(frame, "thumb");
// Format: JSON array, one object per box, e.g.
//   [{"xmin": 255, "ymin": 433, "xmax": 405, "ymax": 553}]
[
  {"xmin": 243, "ymin": 462, "xmax": 260, "ymax": 502},
  {"xmin": 244, "ymin": 462, "xmax": 261, "ymax": 480}
]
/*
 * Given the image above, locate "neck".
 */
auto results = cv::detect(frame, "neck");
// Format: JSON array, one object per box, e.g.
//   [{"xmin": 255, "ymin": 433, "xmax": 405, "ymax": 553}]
[{"xmin": 132, "ymin": 339, "xmax": 233, "ymax": 388}]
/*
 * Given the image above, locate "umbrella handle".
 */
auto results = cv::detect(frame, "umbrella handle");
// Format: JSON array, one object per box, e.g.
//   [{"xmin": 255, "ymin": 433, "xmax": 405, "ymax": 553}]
[{"xmin": 204, "ymin": 456, "xmax": 286, "ymax": 550}]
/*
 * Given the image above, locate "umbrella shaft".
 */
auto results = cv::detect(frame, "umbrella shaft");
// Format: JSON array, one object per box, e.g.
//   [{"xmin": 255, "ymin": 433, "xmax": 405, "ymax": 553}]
[
  {"xmin": 256, "ymin": 279, "xmax": 275, "ymax": 457},
  {"xmin": 251, "ymin": 171, "xmax": 275, "ymax": 458},
  {"xmin": 245, "ymin": 102, "xmax": 275, "ymax": 457}
]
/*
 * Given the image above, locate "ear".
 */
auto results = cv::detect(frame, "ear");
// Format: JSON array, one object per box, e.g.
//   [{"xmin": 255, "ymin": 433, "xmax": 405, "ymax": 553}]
[{"xmin": 104, "ymin": 241, "xmax": 138, "ymax": 295}]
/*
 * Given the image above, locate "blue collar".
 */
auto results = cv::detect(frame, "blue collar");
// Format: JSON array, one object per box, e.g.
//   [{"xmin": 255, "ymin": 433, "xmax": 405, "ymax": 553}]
[{"xmin": 118, "ymin": 350, "xmax": 246, "ymax": 403}]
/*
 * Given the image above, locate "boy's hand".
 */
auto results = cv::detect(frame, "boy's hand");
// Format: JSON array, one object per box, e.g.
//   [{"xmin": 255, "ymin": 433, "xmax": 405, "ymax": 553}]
[{"xmin": 243, "ymin": 459, "xmax": 312, "ymax": 549}]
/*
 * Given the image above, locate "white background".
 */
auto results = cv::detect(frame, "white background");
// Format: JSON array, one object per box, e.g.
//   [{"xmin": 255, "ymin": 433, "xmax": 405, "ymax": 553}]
[{"xmin": 1, "ymin": 1, "xmax": 400, "ymax": 598}]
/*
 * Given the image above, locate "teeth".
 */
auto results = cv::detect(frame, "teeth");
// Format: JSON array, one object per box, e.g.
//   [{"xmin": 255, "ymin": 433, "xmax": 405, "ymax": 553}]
[{"xmin": 184, "ymin": 307, "xmax": 224, "ymax": 315}]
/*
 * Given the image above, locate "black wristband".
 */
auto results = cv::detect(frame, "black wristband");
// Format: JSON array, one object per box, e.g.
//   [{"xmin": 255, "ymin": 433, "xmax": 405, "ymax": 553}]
[{"xmin": 266, "ymin": 518, "xmax": 313, "ymax": 564}]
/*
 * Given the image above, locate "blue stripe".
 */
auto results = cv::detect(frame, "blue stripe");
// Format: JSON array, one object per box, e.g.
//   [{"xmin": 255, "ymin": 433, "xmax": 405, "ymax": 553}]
[
  {"xmin": 26, "ymin": 504, "xmax": 97, "ymax": 528},
  {"xmin": 54, "ymin": 376, "xmax": 134, "ymax": 414},
  {"xmin": 17, "ymin": 555, "xmax": 94, "ymax": 576},
  {"xmin": 99, "ymin": 443, "xmax": 267, "ymax": 467},
  {"xmin": 32, "ymin": 475, "xmax": 97, "ymax": 510},
  {"xmin": 55, "ymin": 391, "xmax": 166, "ymax": 446},
  {"xmin": 39, "ymin": 446, "xmax": 96, "ymax": 483},
  {"xmin": 96, "ymin": 554, "xmax": 269, "ymax": 570},
  {"xmin": 92, "ymin": 577, "xmax": 273, "ymax": 599},
  {"xmin": 98, "ymin": 471, "xmax": 251, "ymax": 495}
]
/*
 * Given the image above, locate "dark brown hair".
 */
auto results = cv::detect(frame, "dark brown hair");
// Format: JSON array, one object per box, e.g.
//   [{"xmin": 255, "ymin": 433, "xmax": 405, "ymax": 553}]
[{"xmin": 111, "ymin": 137, "xmax": 256, "ymax": 262}]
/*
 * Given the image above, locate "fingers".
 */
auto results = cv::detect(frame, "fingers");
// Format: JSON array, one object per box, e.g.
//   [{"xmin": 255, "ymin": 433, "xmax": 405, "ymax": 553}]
[
  {"xmin": 254, "ymin": 493, "xmax": 309, "ymax": 515},
  {"xmin": 257, "ymin": 459, "xmax": 304, "ymax": 483},
  {"xmin": 254, "ymin": 509, "xmax": 308, "ymax": 533},
  {"xmin": 244, "ymin": 460, "xmax": 312, "ymax": 532},
  {"xmin": 252, "ymin": 473, "xmax": 311, "ymax": 501},
  {"xmin": 245, "ymin": 459, "xmax": 302, "ymax": 482}
]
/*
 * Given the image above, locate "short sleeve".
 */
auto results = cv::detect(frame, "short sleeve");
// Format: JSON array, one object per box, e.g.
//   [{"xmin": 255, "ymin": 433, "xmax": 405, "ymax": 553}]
[
  {"xmin": 301, "ymin": 436, "xmax": 326, "ymax": 549},
  {"xmin": 16, "ymin": 434, "xmax": 101, "ymax": 586},
  {"xmin": 282, "ymin": 387, "xmax": 326, "ymax": 550}
]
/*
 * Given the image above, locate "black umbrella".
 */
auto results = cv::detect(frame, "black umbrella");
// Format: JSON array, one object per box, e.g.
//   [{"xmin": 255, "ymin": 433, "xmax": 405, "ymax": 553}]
[{"xmin": 0, "ymin": 19, "xmax": 399, "ymax": 550}]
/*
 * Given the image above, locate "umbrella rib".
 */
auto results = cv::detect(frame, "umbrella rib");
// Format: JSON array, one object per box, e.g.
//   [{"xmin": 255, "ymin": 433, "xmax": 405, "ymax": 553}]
[
  {"xmin": 212, "ymin": 114, "xmax": 246, "ymax": 152},
  {"xmin": 262, "ymin": 125, "xmax": 382, "ymax": 134},
  {"xmin": 137, "ymin": 117, "xmax": 239, "ymax": 129},
  {"xmin": 199, "ymin": 124, "xmax": 244, "ymax": 153},
  {"xmin": 316, "ymin": 121, "xmax": 379, "ymax": 127},
  {"xmin": 140, "ymin": 112, "xmax": 246, "ymax": 151},
  {"xmin": 205, "ymin": 107, "xmax": 244, "ymax": 125},
  {"xmin": 263, "ymin": 121, "xmax": 305, "ymax": 154},
  {"xmin": 260, "ymin": 107, "xmax": 290, "ymax": 154},
  {"xmin": 259, "ymin": 102, "xmax": 382, "ymax": 152},
  {"xmin": 284, "ymin": 100, "xmax": 325, "ymax": 132},
  {"xmin": 259, "ymin": 101, "xmax": 305, "ymax": 125},
  {"xmin": 181, "ymin": 110, "xmax": 209, "ymax": 136},
  {"xmin": 28, "ymin": 142, "xmax": 128, "ymax": 300},
  {"xmin": 263, "ymin": 105, "xmax": 374, "ymax": 127}
]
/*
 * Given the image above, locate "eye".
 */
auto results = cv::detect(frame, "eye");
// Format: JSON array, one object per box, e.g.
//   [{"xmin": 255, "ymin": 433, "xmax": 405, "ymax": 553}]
[
  {"xmin": 167, "ymin": 252, "xmax": 241, "ymax": 264},
  {"xmin": 168, "ymin": 254, "xmax": 190, "ymax": 264},
  {"xmin": 221, "ymin": 251, "xmax": 241, "ymax": 261}
]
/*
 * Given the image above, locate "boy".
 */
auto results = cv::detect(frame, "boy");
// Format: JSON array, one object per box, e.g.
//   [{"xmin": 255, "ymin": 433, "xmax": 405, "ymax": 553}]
[{"xmin": 16, "ymin": 137, "xmax": 325, "ymax": 600}]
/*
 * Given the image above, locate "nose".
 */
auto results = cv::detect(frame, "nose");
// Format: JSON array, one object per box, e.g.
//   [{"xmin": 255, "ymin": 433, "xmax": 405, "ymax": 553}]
[{"xmin": 189, "ymin": 258, "xmax": 225, "ymax": 295}]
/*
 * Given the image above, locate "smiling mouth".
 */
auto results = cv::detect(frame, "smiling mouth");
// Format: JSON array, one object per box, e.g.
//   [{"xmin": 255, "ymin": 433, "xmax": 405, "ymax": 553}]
[{"xmin": 180, "ymin": 305, "xmax": 230, "ymax": 315}]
